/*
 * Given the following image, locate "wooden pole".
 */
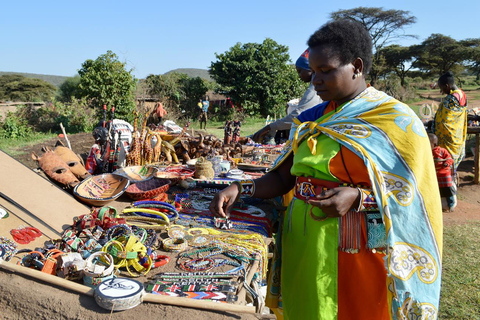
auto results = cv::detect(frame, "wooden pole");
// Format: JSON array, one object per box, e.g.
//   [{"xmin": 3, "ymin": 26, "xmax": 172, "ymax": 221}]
[
  {"xmin": 59, "ymin": 122, "xmax": 72, "ymax": 150},
  {"xmin": 475, "ymin": 133, "xmax": 479, "ymax": 184},
  {"xmin": 143, "ymin": 293, "xmax": 256, "ymax": 314},
  {"xmin": 0, "ymin": 259, "xmax": 94, "ymax": 296},
  {"xmin": 235, "ymin": 256, "xmax": 260, "ymax": 306}
]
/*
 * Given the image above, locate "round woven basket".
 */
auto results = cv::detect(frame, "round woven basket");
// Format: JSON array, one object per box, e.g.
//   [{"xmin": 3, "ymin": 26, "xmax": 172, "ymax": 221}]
[{"xmin": 194, "ymin": 157, "xmax": 214, "ymax": 179}]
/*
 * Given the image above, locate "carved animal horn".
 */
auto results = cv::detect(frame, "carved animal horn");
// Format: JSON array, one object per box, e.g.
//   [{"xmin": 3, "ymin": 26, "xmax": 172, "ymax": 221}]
[{"xmin": 31, "ymin": 152, "xmax": 40, "ymax": 162}]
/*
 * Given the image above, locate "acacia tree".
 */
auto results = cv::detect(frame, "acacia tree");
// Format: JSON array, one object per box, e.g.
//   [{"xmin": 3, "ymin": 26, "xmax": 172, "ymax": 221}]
[
  {"xmin": 0, "ymin": 75, "xmax": 56, "ymax": 101},
  {"xmin": 461, "ymin": 38, "xmax": 480, "ymax": 80},
  {"xmin": 78, "ymin": 51, "xmax": 136, "ymax": 122},
  {"xmin": 209, "ymin": 38, "xmax": 305, "ymax": 117},
  {"xmin": 331, "ymin": 7, "xmax": 417, "ymax": 85},
  {"xmin": 413, "ymin": 34, "xmax": 466, "ymax": 76},
  {"xmin": 379, "ymin": 45, "xmax": 418, "ymax": 86}
]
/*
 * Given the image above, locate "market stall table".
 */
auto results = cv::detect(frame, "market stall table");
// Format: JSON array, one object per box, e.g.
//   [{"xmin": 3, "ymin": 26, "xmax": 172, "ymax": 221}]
[{"xmin": 467, "ymin": 126, "xmax": 480, "ymax": 184}]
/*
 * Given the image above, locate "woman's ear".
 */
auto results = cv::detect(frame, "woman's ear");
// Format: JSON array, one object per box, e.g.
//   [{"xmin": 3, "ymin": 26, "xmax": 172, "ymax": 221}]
[{"xmin": 353, "ymin": 57, "xmax": 364, "ymax": 75}]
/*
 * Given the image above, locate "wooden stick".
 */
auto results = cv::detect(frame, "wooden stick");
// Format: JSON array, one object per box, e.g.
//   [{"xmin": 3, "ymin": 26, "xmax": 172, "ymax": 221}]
[
  {"xmin": 143, "ymin": 293, "xmax": 256, "ymax": 314},
  {"xmin": 475, "ymin": 132, "xmax": 479, "ymax": 184},
  {"xmin": 59, "ymin": 122, "xmax": 72, "ymax": 150},
  {"xmin": 235, "ymin": 256, "xmax": 260, "ymax": 306},
  {"xmin": 0, "ymin": 259, "xmax": 94, "ymax": 296}
]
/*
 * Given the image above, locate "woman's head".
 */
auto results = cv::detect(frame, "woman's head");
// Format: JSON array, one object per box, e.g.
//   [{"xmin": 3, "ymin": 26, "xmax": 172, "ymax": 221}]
[
  {"xmin": 438, "ymin": 71, "xmax": 456, "ymax": 95},
  {"xmin": 295, "ymin": 48, "xmax": 313, "ymax": 83},
  {"xmin": 307, "ymin": 19, "xmax": 372, "ymax": 105}
]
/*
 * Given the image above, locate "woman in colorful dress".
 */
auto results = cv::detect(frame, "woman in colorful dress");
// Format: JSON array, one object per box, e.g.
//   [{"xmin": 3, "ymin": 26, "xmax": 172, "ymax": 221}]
[
  {"xmin": 434, "ymin": 71, "xmax": 468, "ymax": 170},
  {"xmin": 210, "ymin": 19, "xmax": 442, "ymax": 320}
]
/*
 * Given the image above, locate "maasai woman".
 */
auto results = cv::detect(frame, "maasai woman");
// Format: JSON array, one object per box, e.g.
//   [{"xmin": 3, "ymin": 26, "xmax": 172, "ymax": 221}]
[
  {"xmin": 210, "ymin": 19, "xmax": 442, "ymax": 320},
  {"xmin": 434, "ymin": 71, "xmax": 468, "ymax": 170}
]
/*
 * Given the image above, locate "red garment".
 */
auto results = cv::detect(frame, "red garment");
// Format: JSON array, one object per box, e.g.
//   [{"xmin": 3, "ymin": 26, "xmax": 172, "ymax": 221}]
[
  {"xmin": 452, "ymin": 89, "xmax": 467, "ymax": 106},
  {"xmin": 432, "ymin": 146, "xmax": 454, "ymax": 187},
  {"xmin": 85, "ymin": 144, "xmax": 101, "ymax": 174}
]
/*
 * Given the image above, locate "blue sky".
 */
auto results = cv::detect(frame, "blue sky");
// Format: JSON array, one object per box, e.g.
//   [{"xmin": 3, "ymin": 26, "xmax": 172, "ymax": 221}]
[{"xmin": 1, "ymin": 0, "xmax": 479, "ymax": 79}]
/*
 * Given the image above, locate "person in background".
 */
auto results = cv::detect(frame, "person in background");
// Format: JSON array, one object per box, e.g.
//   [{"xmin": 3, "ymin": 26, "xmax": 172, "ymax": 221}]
[
  {"xmin": 199, "ymin": 96, "xmax": 209, "ymax": 130},
  {"xmin": 429, "ymin": 133, "xmax": 457, "ymax": 211},
  {"xmin": 210, "ymin": 19, "xmax": 442, "ymax": 319},
  {"xmin": 155, "ymin": 102, "xmax": 167, "ymax": 124},
  {"xmin": 252, "ymin": 48, "xmax": 322, "ymax": 144},
  {"xmin": 434, "ymin": 71, "xmax": 468, "ymax": 172}
]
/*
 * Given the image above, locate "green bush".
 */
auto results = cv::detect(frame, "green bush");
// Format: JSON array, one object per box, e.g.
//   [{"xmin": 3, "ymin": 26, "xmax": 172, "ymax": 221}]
[
  {"xmin": 13, "ymin": 99, "xmax": 96, "ymax": 134},
  {"xmin": 0, "ymin": 111, "xmax": 32, "ymax": 138},
  {"xmin": 377, "ymin": 75, "xmax": 417, "ymax": 102}
]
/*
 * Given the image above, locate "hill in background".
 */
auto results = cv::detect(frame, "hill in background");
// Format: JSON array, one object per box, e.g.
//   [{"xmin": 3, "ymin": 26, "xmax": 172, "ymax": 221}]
[
  {"xmin": 0, "ymin": 71, "xmax": 70, "ymax": 87},
  {"xmin": 0, "ymin": 68, "xmax": 212, "ymax": 87},
  {"xmin": 164, "ymin": 68, "xmax": 212, "ymax": 81}
]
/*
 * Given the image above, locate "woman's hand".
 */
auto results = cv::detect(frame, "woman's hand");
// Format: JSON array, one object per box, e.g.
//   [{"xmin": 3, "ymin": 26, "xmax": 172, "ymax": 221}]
[
  {"xmin": 307, "ymin": 187, "xmax": 360, "ymax": 218},
  {"xmin": 209, "ymin": 183, "xmax": 241, "ymax": 218}
]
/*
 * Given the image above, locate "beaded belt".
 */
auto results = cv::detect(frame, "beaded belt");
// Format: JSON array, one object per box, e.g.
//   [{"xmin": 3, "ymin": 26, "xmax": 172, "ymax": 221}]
[{"xmin": 294, "ymin": 176, "xmax": 366, "ymax": 201}]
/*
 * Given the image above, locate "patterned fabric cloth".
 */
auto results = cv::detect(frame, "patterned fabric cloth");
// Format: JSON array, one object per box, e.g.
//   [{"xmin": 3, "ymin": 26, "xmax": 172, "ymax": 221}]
[
  {"xmin": 267, "ymin": 87, "xmax": 442, "ymax": 320},
  {"xmin": 434, "ymin": 89, "xmax": 467, "ymax": 169}
]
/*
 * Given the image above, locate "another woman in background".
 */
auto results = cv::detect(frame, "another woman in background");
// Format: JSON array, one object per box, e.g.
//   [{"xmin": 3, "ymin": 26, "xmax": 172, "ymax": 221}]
[
  {"xmin": 434, "ymin": 71, "xmax": 468, "ymax": 170},
  {"xmin": 210, "ymin": 19, "xmax": 442, "ymax": 320}
]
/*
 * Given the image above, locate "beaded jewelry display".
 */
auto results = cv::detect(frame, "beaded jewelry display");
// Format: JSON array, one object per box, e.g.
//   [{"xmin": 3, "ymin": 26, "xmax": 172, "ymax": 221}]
[{"xmin": 162, "ymin": 237, "xmax": 188, "ymax": 252}]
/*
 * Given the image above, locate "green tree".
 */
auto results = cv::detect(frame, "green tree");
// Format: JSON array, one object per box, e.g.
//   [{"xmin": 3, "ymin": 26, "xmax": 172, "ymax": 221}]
[
  {"xmin": 461, "ymin": 38, "xmax": 480, "ymax": 80},
  {"xmin": 379, "ymin": 45, "xmax": 418, "ymax": 86},
  {"xmin": 0, "ymin": 75, "xmax": 56, "ymax": 101},
  {"xmin": 145, "ymin": 73, "xmax": 184, "ymax": 107},
  {"xmin": 209, "ymin": 38, "xmax": 305, "ymax": 117},
  {"xmin": 78, "ymin": 51, "xmax": 136, "ymax": 122},
  {"xmin": 178, "ymin": 76, "xmax": 209, "ymax": 115},
  {"xmin": 57, "ymin": 75, "xmax": 81, "ymax": 102},
  {"xmin": 413, "ymin": 34, "xmax": 466, "ymax": 76},
  {"xmin": 331, "ymin": 7, "xmax": 417, "ymax": 86}
]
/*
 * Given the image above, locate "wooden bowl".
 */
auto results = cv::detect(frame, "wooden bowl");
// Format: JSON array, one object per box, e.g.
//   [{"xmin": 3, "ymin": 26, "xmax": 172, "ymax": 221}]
[
  {"xmin": 125, "ymin": 178, "xmax": 171, "ymax": 200},
  {"xmin": 113, "ymin": 166, "xmax": 158, "ymax": 182},
  {"xmin": 155, "ymin": 167, "xmax": 194, "ymax": 183},
  {"xmin": 73, "ymin": 173, "xmax": 130, "ymax": 207}
]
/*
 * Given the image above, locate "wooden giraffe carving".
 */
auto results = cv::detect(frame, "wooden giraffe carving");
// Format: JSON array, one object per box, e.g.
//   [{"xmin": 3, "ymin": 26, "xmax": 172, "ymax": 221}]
[
  {"xmin": 126, "ymin": 110, "xmax": 142, "ymax": 166},
  {"xmin": 143, "ymin": 129, "xmax": 154, "ymax": 164}
]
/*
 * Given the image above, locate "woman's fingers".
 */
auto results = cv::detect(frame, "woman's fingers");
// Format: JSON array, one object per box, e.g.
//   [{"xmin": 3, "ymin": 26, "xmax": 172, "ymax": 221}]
[{"xmin": 209, "ymin": 194, "xmax": 227, "ymax": 217}]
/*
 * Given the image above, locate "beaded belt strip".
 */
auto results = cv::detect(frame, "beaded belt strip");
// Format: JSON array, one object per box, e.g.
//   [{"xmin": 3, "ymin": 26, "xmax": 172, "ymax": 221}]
[{"xmin": 146, "ymin": 281, "xmax": 237, "ymax": 294}]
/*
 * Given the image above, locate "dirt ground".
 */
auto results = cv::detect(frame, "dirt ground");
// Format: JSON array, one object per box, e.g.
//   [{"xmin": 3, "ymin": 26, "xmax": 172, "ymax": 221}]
[{"xmin": 1, "ymin": 128, "xmax": 480, "ymax": 319}]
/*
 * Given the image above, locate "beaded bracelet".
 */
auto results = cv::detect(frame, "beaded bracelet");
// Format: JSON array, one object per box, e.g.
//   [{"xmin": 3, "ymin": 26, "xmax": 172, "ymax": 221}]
[
  {"xmin": 106, "ymin": 224, "xmax": 133, "ymax": 241},
  {"xmin": 231, "ymin": 179, "xmax": 255, "ymax": 197},
  {"xmin": 179, "ymin": 246, "xmax": 223, "ymax": 259},
  {"xmin": 122, "ymin": 208, "xmax": 170, "ymax": 225},
  {"xmin": 0, "ymin": 236, "xmax": 18, "ymax": 262},
  {"xmin": 131, "ymin": 226, "xmax": 148, "ymax": 244},
  {"xmin": 83, "ymin": 251, "xmax": 115, "ymax": 278},
  {"xmin": 162, "ymin": 237, "xmax": 188, "ymax": 252},
  {"xmin": 167, "ymin": 225, "xmax": 187, "ymax": 239},
  {"xmin": 179, "ymin": 258, "xmax": 215, "ymax": 272},
  {"xmin": 124, "ymin": 216, "xmax": 169, "ymax": 230},
  {"xmin": 130, "ymin": 202, "xmax": 179, "ymax": 221},
  {"xmin": 189, "ymin": 235, "xmax": 212, "ymax": 248}
]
